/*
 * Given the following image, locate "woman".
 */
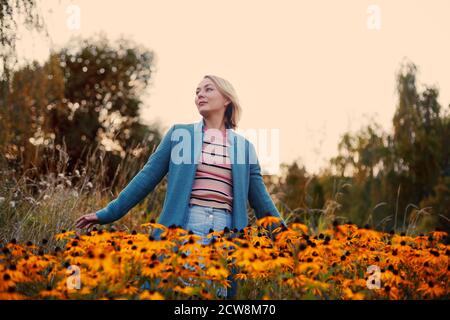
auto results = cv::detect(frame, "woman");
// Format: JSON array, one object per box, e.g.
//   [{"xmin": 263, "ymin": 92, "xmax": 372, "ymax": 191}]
[{"xmin": 76, "ymin": 74, "xmax": 287, "ymax": 298}]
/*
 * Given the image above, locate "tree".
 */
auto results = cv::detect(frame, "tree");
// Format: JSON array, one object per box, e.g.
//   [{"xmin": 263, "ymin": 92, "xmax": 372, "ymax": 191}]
[
  {"xmin": 0, "ymin": 0, "xmax": 46, "ymax": 89},
  {"xmin": 1, "ymin": 35, "xmax": 164, "ymax": 189},
  {"xmin": 54, "ymin": 36, "xmax": 157, "ymax": 170}
]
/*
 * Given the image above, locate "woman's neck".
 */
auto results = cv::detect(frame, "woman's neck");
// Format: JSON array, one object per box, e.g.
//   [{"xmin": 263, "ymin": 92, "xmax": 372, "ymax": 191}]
[{"xmin": 203, "ymin": 117, "xmax": 227, "ymax": 133}]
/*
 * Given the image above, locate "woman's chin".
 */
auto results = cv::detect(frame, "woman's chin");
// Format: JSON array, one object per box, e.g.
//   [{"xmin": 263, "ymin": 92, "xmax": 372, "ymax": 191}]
[{"xmin": 198, "ymin": 109, "xmax": 209, "ymax": 116}]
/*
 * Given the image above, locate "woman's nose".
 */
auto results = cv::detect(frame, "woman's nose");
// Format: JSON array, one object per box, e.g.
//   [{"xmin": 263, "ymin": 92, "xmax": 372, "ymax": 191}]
[{"xmin": 197, "ymin": 95, "xmax": 205, "ymax": 102}]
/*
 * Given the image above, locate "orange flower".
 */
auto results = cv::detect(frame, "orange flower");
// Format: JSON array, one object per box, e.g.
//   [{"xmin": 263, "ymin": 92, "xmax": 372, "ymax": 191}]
[
  {"xmin": 429, "ymin": 230, "xmax": 448, "ymax": 242},
  {"xmin": 141, "ymin": 222, "xmax": 168, "ymax": 231},
  {"xmin": 173, "ymin": 285, "xmax": 196, "ymax": 295},
  {"xmin": 290, "ymin": 223, "xmax": 309, "ymax": 235},
  {"xmin": 55, "ymin": 230, "xmax": 76, "ymax": 241},
  {"xmin": 139, "ymin": 290, "xmax": 165, "ymax": 300},
  {"xmin": 342, "ymin": 287, "xmax": 365, "ymax": 300},
  {"xmin": 256, "ymin": 216, "xmax": 282, "ymax": 228},
  {"xmin": 417, "ymin": 281, "xmax": 446, "ymax": 298}
]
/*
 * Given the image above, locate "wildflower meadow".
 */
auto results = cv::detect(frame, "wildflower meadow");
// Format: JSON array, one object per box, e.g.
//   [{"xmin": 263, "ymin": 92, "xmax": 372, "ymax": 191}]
[{"xmin": 1, "ymin": 216, "xmax": 448, "ymax": 300}]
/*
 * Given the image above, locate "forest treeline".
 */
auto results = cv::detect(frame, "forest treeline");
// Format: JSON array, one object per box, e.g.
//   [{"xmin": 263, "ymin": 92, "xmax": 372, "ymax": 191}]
[{"xmin": 0, "ymin": 1, "xmax": 448, "ymax": 237}]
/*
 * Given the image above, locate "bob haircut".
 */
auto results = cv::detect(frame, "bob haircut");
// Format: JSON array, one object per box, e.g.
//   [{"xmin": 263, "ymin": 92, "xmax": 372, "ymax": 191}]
[{"xmin": 203, "ymin": 74, "xmax": 242, "ymax": 130}]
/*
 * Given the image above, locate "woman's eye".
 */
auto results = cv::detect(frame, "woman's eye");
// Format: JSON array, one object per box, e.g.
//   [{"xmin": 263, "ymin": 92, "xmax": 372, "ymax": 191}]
[{"xmin": 196, "ymin": 88, "xmax": 213, "ymax": 95}]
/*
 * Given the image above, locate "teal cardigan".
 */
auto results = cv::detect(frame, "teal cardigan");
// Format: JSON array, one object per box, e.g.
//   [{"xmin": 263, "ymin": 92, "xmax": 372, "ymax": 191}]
[{"xmin": 96, "ymin": 118, "xmax": 286, "ymax": 239}]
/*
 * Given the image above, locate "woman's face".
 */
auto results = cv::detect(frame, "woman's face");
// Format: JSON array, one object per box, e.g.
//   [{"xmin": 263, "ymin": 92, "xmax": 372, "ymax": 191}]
[{"xmin": 195, "ymin": 78, "xmax": 230, "ymax": 117}]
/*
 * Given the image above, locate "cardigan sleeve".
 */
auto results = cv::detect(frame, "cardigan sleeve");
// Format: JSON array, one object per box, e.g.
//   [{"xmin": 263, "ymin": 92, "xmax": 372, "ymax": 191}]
[
  {"xmin": 95, "ymin": 124, "xmax": 176, "ymax": 224},
  {"xmin": 247, "ymin": 141, "xmax": 287, "ymax": 229}
]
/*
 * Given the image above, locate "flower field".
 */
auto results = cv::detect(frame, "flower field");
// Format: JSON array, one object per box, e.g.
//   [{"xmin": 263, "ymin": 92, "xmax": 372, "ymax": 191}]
[{"xmin": 0, "ymin": 216, "xmax": 448, "ymax": 300}]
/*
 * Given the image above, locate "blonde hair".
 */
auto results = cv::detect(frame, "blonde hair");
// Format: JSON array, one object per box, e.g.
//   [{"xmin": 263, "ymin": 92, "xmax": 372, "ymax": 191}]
[{"xmin": 203, "ymin": 75, "xmax": 242, "ymax": 130}]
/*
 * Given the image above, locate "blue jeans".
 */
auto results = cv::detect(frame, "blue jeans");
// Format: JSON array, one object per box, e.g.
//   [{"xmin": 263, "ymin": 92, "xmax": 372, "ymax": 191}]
[
  {"xmin": 181, "ymin": 204, "xmax": 236, "ymax": 298},
  {"xmin": 141, "ymin": 204, "xmax": 238, "ymax": 299}
]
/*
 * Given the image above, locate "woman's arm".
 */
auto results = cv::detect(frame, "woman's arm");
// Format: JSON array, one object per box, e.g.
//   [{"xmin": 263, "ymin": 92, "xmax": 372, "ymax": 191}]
[
  {"xmin": 247, "ymin": 141, "xmax": 287, "ymax": 229},
  {"xmin": 94, "ymin": 124, "xmax": 176, "ymax": 224}
]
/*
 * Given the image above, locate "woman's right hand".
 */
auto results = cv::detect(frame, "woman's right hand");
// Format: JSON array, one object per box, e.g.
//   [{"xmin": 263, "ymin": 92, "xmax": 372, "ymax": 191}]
[{"xmin": 75, "ymin": 212, "xmax": 100, "ymax": 229}]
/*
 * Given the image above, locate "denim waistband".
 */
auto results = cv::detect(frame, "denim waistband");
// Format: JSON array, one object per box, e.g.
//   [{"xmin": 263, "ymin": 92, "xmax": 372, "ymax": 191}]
[{"xmin": 188, "ymin": 203, "xmax": 232, "ymax": 214}]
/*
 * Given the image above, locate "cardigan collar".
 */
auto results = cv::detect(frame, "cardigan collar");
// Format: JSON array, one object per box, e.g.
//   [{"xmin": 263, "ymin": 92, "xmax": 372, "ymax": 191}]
[
  {"xmin": 194, "ymin": 118, "xmax": 242, "ymax": 164},
  {"xmin": 194, "ymin": 118, "xmax": 236, "ymax": 144}
]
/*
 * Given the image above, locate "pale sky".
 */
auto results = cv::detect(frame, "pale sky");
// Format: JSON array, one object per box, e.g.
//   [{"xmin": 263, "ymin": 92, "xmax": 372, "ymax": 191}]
[{"xmin": 18, "ymin": 0, "xmax": 450, "ymax": 175}]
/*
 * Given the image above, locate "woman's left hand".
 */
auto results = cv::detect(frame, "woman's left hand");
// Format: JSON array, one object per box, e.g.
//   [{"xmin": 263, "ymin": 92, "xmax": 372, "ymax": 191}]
[{"xmin": 75, "ymin": 212, "xmax": 100, "ymax": 229}]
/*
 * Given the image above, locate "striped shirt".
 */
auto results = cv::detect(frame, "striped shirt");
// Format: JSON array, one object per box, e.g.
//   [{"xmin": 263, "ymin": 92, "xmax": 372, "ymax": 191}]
[{"xmin": 188, "ymin": 125, "xmax": 233, "ymax": 212}]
